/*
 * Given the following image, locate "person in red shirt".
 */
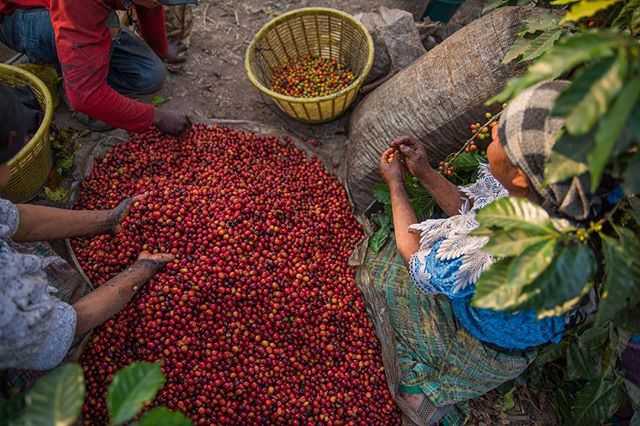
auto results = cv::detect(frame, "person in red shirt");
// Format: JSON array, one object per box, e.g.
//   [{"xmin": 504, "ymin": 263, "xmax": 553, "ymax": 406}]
[{"xmin": 0, "ymin": 0, "xmax": 194, "ymax": 135}]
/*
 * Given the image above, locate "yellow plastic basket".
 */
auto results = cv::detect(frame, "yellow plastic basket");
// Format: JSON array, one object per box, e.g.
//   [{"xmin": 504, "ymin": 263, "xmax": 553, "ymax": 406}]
[
  {"xmin": 0, "ymin": 63, "xmax": 54, "ymax": 202},
  {"xmin": 245, "ymin": 7, "xmax": 374, "ymax": 124}
]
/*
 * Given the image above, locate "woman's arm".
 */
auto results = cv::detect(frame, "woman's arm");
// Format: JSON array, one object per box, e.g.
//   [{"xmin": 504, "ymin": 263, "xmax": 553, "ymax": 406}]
[
  {"xmin": 391, "ymin": 136, "xmax": 466, "ymax": 217},
  {"xmin": 389, "ymin": 180, "xmax": 420, "ymax": 264},
  {"xmin": 14, "ymin": 204, "xmax": 112, "ymax": 242},
  {"xmin": 72, "ymin": 252, "xmax": 174, "ymax": 336},
  {"xmin": 379, "ymin": 149, "xmax": 420, "ymax": 264},
  {"xmin": 13, "ymin": 196, "xmax": 139, "ymax": 242}
]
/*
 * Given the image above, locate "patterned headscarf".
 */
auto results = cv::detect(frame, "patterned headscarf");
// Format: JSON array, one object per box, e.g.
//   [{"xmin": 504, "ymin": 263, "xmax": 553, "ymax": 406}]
[{"xmin": 498, "ymin": 80, "xmax": 592, "ymax": 221}]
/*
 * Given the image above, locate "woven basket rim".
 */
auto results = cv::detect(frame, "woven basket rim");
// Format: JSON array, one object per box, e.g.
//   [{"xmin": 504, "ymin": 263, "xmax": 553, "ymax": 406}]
[
  {"xmin": 244, "ymin": 7, "xmax": 374, "ymax": 104},
  {"xmin": 0, "ymin": 63, "xmax": 54, "ymax": 167}
]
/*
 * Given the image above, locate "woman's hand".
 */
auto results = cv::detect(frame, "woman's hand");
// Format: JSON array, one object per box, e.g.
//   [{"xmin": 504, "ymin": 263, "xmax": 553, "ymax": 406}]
[
  {"xmin": 154, "ymin": 108, "xmax": 192, "ymax": 137},
  {"xmin": 137, "ymin": 250, "xmax": 175, "ymax": 265},
  {"xmin": 109, "ymin": 194, "xmax": 146, "ymax": 234},
  {"xmin": 391, "ymin": 135, "xmax": 432, "ymax": 180},
  {"xmin": 379, "ymin": 148, "xmax": 403, "ymax": 185},
  {"xmin": 133, "ymin": 250, "xmax": 175, "ymax": 279}
]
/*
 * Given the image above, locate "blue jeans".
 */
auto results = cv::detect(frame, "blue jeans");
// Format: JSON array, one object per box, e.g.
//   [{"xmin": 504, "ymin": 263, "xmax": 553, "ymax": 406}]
[{"xmin": 0, "ymin": 8, "xmax": 166, "ymax": 95}]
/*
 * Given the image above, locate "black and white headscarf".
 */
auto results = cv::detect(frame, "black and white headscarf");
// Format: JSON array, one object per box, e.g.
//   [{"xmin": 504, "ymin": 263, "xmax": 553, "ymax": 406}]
[{"xmin": 498, "ymin": 80, "xmax": 592, "ymax": 221}]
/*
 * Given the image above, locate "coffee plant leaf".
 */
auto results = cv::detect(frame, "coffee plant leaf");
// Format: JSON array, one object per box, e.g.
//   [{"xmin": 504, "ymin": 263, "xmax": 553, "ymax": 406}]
[
  {"xmin": 21, "ymin": 364, "xmax": 85, "ymax": 426},
  {"xmin": 472, "ymin": 258, "xmax": 519, "ymax": 309},
  {"xmin": 503, "ymin": 36, "xmax": 535, "ymax": 64},
  {"xmin": 596, "ymin": 229, "xmax": 640, "ymax": 325},
  {"xmin": 553, "ymin": 55, "xmax": 627, "ymax": 136},
  {"xmin": 590, "ymin": 75, "xmax": 640, "ymax": 190},
  {"xmin": 562, "ymin": 0, "xmax": 621, "ymax": 23},
  {"xmin": 483, "ymin": 228, "xmax": 555, "ymax": 257},
  {"xmin": 476, "ymin": 197, "xmax": 554, "ymax": 234},
  {"xmin": 624, "ymin": 152, "xmax": 640, "ymax": 195},
  {"xmin": 519, "ymin": 13, "xmax": 562, "ymax": 35},
  {"xmin": 107, "ymin": 362, "xmax": 165, "ymax": 426},
  {"xmin": 521, "ymin": 28, "xmax": 563, "ymax": 61},
  {"xmin": 369, "ymin": 224, "xmax": 390, "ymax": 253},
  {"xmin": 572, "ymin": 376, "xmax": 626, "ymax": 425},
  {"xmin": 515, "ymin": 243, "xmax": 596, "ymax": 312},
  {"xmin": 372, "ymin": 183, "xmax": 391, "ymax": 205},
  {"xmin": 138, "ymin": 407, "xmax": 192, "ymax": 426},
  {"xmin": 506, "ymin": 239, "xmax": 557, "ymax": 288}
]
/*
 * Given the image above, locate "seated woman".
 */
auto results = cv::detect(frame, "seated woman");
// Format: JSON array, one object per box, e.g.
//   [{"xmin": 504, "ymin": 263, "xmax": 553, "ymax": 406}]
[
  {"xmin": 378, "ymin": 81, "xmax": 595, "ymax": 424},
  {"xmin": 0, "ymin": 85, "xmax": 173, "ymax": 374}
]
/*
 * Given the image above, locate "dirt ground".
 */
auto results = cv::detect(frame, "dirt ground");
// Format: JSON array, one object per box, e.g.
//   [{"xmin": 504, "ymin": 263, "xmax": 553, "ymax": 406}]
[{"xmin": 132, "ymin": 0, "xmax": 485, "ymax": 169}]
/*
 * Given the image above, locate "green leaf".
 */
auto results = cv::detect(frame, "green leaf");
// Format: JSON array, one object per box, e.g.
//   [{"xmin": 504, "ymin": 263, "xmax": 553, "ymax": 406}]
[
  {"xmin": 44, "ymin": 187, "xmax": 70, "ymax": 204},
  {"xmin": 490, "ymin": 31, "xmax": 627, "ymax": 104},
  {"xmin": 21, "ymin": 364, "xmax": 85, "ymax": 426},
  {"xmin": 453, "ymin": 152, "xmax": 481, "ymax": 171},
  {"xmin": 632, "ymin": 411, "xmax": 640, "ymax": 426},
  {"xmin": 519, "ymin": 243, "xmax": 597, "ymax": 313},
  {"xmin": 0, "ymin": 392, "xmax": 25, "ymax": 425},
  {"xmin": 596, "ymin": 229, "xmax": 640, "ymax": 325},
  {"xmin": 550, "ymin": 0, "xmax": 579, "ymax": 5},
  {"xmin": 532, "ymin": 339, "xmax": 567, "ymax": 367},
  {"xmin": 369, "ymin": 224, "xmax": 390, "ymax": 253},
  {"xmin": 507, "ymin": 239, "xmax": 557, "ymax": 289},
  {"xmin": 519, "ymin": 13, "xmax": 562, "ymax": 34},
  {"xmin": 553, "ymin": 55, "xmax": 627, "ymax": 136},
  {"xmin": 501, "ymin": 386, "xmax": 516, "ymax": 413},
  {"xmin": 372, "ymin": 183, "xmax": 391, "ymax": 205},
  {"xmin": 566, "ymin": 327, "xmax": 608, "ymax": 380},
  {"xmin": 562, "ymin": 0, "xmax": 621, "ymax": 22},
  {"xmin": 572, "ymin": 376, "xmax": 626, "ymax": 425},
  {"xmin": 55, "ymin": 153, "xmax": 75, "ymax": 177},
  {"xmin": 472, "ymin": 258, "xmax": 519, "ymax": 309},
  {"xmin": 521, "ymin": 29, "xmax": 563, "ymax": 62},
  {"xmin": 612, "ymin": 0, "xmax": 640, "ymax": 33},
  {"xmin": 138, "ymin": 407, "xmax": 192, "ymax": 426},
  {"xmin": 476, "ymin": 197, "xmax": 555, "ymax": 234},
  {"xmin": 107, "ymin": 362, "xmax": 165, "ymax": 426},
  {"xmin": 371, "ymin": 212, "xmax": 390, "ymax": 229},
  {"xmin": 590, "ymin": 75, "xmax": 640, "ymax": 190},
  {"xmin": 483, "ymin": 228, "xmax": 555, "ymax": 257},
  {"xmin": 544, "ymin": 149, "xmax": 589, "ymax": 186},
  {"xmin": 151, "ymin": 96, "xmax": 170, "ymax": 106},
  {"xmin": 535, "ymin": 283, "xmax": 591, "ymax": 318},
  {"xmin": 502, "ymin": 36, "xmax": 535, "ymax": 64},
  {"xmin": 626, "ymin": 379, "xmax": 640, "ymax": 406},
  {"xmin": 623, "ymin": 152, "xmax": 640, "ymax": 194}
]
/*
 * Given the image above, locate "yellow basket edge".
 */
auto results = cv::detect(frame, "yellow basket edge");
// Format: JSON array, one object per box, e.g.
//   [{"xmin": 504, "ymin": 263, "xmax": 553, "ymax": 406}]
[
  {"xmin": 244, "ymin": 7, "xmax": 375, "ymax": 105},
  {"xmin": 0, "ymin": 63, "xmax": 54, "ymax": 168}
]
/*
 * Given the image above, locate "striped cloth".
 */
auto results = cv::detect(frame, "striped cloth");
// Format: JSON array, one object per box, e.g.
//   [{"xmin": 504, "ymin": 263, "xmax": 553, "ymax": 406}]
[{"xmin": 365, "ymin": 235, "xmax": 535, "ymax": 424}]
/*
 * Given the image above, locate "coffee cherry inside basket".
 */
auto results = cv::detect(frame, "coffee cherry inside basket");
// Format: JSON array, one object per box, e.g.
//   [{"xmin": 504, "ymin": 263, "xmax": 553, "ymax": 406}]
[{"xmin": 270, "ymin": 56, "xmax": 356, "ymax": 98}]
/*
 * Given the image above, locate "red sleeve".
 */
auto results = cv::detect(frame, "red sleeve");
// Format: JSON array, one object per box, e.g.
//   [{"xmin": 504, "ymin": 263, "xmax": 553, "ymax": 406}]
[
  {"xmin": 50, "ymin": 0, "xmax": 155, "ymax": 132},
  {"xmin": 135, "ymin": 5, "xmax": 168, "ymax": 60}
]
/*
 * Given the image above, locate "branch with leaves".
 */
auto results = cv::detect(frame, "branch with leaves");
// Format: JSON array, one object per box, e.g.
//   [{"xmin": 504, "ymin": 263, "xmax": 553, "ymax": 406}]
[{"xmin": 1, "ymin": 362, "xmax": 192, "ymax": 426}]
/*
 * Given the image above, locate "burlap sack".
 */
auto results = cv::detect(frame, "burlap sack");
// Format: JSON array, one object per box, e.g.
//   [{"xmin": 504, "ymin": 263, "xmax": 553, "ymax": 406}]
[{"xmin": 343, "ymin": 6, "xmax": 544, "ymax": 213}]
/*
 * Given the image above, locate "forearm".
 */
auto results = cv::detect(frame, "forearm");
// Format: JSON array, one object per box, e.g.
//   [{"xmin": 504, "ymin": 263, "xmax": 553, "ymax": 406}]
[
  {"xmin": 416, "ymin": 168, "xmax": 466, "ymax": 217},
  {"xmin": 389, "ymin": 180, "xmax": 420, "ymax": 264},
  {"xmin": 72, "ymin": 260, "xmax": 158, "ymax": 336},
  {"xmin": 14, "ymin": 204, "xmax": 112, "ymax": 242}
]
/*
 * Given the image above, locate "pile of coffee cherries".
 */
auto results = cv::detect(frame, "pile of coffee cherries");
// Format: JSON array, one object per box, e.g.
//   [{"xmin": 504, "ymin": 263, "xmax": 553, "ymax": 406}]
[
  {"xmin": 270, "ymin": 56, "xmax": 355, "ymax": 98},
  {"xmin": 73, "ymin": 125, "xmax": 400, "ymax": 425}
]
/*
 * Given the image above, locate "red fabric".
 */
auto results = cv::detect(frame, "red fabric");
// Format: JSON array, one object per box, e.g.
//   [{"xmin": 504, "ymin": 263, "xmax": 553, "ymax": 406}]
[{"xmin": 0, "ymin": 0, "xmax": 168, "ymax": 132}]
